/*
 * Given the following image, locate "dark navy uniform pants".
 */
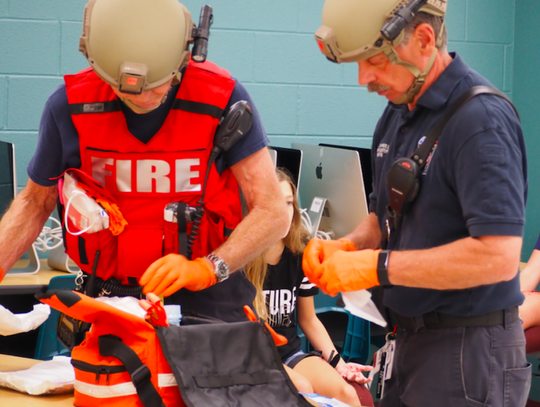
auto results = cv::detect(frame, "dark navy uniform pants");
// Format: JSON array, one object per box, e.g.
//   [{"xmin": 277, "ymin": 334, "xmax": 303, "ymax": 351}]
[{"xmin": 380, "ymin": 318, "xmax": 531, "ymax": 407}]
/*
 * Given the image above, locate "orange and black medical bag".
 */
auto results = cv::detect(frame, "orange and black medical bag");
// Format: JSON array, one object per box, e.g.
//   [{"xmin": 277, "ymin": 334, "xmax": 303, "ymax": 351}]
[{"xmin": 37, "ymin": 289, "xmax": 312, "ymax": 407}]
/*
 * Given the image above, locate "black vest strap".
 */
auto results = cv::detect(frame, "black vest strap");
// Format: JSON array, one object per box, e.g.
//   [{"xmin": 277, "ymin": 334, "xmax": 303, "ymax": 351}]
[
  {"xmin": 172, "ymin": 99, "xmax": 224, "ymax": 119},
  {"xmin": 98, "ymin": 335, "xmax": 166, "ymax": 407},
  {"xmin": 69, "ymin": 101, "xmax": 123, "ymax": 115}
]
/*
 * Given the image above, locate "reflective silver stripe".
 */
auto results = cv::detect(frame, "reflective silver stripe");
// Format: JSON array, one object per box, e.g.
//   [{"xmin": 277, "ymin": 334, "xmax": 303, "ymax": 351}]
[
  {"xmin": 158, "ymin": 373, "xmax": 178, "ymax": 387},
  {"xmin": 74, "ymin": 373, "xmax": 177, "ymax": 398}
]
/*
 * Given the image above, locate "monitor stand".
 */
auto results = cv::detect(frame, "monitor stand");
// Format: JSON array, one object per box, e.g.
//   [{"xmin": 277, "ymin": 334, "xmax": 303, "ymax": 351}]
[
  {"xmin": 7, "ymin": 244, "xmax": 41, "ymax": 275},
  {"xmin": 47, "ymin": 245, "xmax": 80, "ymax": 274},
  {"xmin": 307, "ymin": 196, "xmax": 327, "ymax": 239}
]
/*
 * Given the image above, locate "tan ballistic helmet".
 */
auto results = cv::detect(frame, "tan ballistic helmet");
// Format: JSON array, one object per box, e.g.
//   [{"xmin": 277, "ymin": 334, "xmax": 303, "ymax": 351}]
[
  {"xmin": 315, "ymin": 0, "xmax": 447, "ymax": 103},
  {"xmin": 79, "ymin": 0, "xmax": 193, "ymax": 95}
]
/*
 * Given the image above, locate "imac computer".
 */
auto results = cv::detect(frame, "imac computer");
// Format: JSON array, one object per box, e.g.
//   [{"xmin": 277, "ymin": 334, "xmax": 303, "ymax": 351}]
[
  {"xmin": 0, "ymin": 140, "xmax": 40, "ymax": 274},
  {"xmin": 269, "ymin": 146, "xmax": 303, "ymax": 188},
  {"xmin": 291, "ymin": 143, "xmax": 369, "ymax": 239},
  {"xmin": 319, "ymin": 143, "xmax": 372, "ymax": 202}
]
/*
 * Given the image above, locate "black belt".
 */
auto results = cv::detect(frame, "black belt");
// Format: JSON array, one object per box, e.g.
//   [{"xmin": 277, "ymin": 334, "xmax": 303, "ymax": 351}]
[{"xmin": 393, "ymin": 307, "xmax": 519, "ymax": 332}]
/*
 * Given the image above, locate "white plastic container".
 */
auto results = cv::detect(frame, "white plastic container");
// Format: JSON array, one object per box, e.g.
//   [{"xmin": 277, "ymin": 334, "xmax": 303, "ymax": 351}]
[{"xmin": 164, "ymin": 304, "xmax": 182, "ymax": 326}]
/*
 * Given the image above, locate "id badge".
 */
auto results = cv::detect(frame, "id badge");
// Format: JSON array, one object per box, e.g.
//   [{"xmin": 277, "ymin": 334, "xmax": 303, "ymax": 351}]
[{"xmin": 371, "ymin": 332, "xmax": 396, "ymax": 399}]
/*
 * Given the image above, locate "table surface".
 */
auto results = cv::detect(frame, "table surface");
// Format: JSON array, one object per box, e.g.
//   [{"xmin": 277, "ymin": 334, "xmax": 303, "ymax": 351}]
[
  {"xmin": 0, "ymin": 259, "xmax": 71, "ymax": 294},
  {"xmin": 0, "ymin": 354, "xmax": 74, "ymax": 406}
]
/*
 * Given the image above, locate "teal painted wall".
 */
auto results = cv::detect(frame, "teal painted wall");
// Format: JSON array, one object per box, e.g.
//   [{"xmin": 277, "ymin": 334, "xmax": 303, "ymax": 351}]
[
  {"xmin": 1, "ymin": 0, "xmax": 536, "ymax": 255},
  {"xmin": 515, "ymin": 0, "xmax": 540, "ymax": 260}
]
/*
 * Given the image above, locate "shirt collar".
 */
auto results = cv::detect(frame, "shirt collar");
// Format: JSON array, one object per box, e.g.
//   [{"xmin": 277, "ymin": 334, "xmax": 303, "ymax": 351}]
[{"xmin": 415, "ymin": 52, "xmax": 469, "ymax": 111}]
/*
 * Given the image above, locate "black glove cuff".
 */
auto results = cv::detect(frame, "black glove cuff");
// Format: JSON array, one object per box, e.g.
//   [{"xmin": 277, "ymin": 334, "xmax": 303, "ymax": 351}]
[{"xmin": 377, "ymin": 250, "xmax": 392, "ymax": 288}]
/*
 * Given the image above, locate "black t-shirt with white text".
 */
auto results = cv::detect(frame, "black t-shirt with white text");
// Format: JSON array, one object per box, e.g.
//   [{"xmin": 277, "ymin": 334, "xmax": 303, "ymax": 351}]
[{"xmin": 263, "ymin": 247, "xmax": 319, "ymax": 361}]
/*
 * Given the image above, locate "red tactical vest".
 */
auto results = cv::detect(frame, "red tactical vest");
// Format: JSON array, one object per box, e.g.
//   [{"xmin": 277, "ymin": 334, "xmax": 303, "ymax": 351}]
[{"xmin": 63, "ymin": 61, "xmax": 242, "ymax": 285}]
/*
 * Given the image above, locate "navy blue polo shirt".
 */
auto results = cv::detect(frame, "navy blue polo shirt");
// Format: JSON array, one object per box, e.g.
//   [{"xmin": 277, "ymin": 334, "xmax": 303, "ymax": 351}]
[{"xmin": 370, "ymin": 53, "xmax": 527, "ymax": 317}]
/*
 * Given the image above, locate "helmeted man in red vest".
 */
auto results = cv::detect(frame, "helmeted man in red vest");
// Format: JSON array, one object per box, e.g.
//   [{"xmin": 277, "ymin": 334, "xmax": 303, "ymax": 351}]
[{"xmin": 0, "ymin": 0, "xmax": 289, "ymax": 322}]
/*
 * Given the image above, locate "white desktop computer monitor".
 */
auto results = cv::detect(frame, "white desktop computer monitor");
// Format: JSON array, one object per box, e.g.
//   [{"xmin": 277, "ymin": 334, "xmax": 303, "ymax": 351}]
[
  {"xmin": 319, "ymin": 143, "xmax": 372, "ymax": 202},
  {"xmin": 0, "ymin": 140, "xmax": 40, "ymax": 274},
  {"xmin": 291, "ymin": 143, "xmax": 369, "ymax": 239},
  {"xmin": 269, "ymin": 146, "xmax": 303, "ymax": 188}
]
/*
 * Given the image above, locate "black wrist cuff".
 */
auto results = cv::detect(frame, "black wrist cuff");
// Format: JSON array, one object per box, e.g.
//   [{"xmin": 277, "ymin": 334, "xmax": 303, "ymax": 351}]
[
  {"xmin": 377, "ymin": 250, "xmax": 392, "ymax": 288},
  {"xmin": 328, "ymin": 350, "xmax": 340, "ymax": 368}
]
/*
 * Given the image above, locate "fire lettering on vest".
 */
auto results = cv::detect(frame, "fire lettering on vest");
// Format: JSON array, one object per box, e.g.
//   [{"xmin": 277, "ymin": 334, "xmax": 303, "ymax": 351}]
[{"xmin": 90, "ymin": 156, "xmax": 202, "ymax": 194}]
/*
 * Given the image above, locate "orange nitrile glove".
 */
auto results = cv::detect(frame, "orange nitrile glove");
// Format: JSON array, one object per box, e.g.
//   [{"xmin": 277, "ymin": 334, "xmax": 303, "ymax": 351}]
[
  {"xmin": 139, "ymin": 254, "xmax": 216, "ymax": 297},
  {"xmin": 0, "ymin": 265, "xmax": 4, "ymax": 284},
  {"xmin": 302, "ymin": 238, "xmax": 356, "ymax": 285},
  {"xmin": 315, "ymin": 249, "xmax": 382, "ymax": 296}
]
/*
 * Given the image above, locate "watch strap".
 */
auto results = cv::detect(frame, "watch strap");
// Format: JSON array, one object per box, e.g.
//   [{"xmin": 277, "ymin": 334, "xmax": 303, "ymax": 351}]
[{"xmin": 377, "ymin": 250, "xmax": 392, "ymax": 288}]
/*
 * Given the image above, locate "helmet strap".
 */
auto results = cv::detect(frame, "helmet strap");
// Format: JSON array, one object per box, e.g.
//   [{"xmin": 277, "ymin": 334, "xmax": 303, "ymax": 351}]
[{"xmin": 385, "ymin": 47, "xmax": 438, "ymax": 105}]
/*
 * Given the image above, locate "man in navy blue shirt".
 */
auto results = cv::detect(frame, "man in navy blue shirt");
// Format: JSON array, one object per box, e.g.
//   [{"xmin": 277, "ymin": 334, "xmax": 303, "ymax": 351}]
[
  {"xmin": 304, "ymin": 0, "xmax": 530, "ymax": 406},
  {"xmin": 0, "ymin": 0, "xmax": 289, "ymax": 323}
]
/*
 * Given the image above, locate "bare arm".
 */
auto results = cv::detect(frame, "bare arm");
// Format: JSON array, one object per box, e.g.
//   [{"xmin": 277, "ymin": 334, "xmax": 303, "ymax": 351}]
[
  {"xmin": 387, "ymin": 235, "xmax": 521, "ymax": 290},
  {"xmin": 0, "ymin": 179, "xmax": 58, "ymax": 277},
  {"xmin": 212, "ymin": 148, "xmax": 289, "ymax": 272},
  {"xmin": 296, "ymin": 296, "xmax": 338, "ymax": 362},
  {"xmin": 520, "ymin": 249, "xmax": 540, "ymax": 291},
  {"xmin": 344, "ymin": 212, "xmax": 381, "ymax": 250}
]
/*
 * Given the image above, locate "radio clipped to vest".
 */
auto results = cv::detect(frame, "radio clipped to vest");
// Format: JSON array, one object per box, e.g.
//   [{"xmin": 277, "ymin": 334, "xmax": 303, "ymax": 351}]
[
  {"xmin": 383, "ymin": 86, "xmax": 519, "ymax": 248},
  {"xmin": 164, "ymin": 99, "xmax": 253, "ymax": 259}
]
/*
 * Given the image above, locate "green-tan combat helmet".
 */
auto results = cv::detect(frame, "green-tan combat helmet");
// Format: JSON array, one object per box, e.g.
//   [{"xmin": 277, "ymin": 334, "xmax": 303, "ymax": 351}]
[
  {"xmin": 315, "ymin": 0, "xmax": 447, "ymax": 104},
  {"xmin": 79, "ymin": 0, "xmax": 193, "ymax": 111}
]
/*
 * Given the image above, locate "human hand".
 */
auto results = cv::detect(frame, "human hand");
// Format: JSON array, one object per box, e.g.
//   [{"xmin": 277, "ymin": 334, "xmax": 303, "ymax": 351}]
[
  {"xmin": 302, "ymin": 238, "xmax": 356, "ymax": 279},
  {"xmin": 139, "ymin": 254, "xmax": 216, "ymax": 297},
  {"xmin": 311, "ymin": 249, "xmax": 381, "ymax": 296},
  {"xmin": 336, "ymin": 361, "xmax": 373, "ymax": 384}
]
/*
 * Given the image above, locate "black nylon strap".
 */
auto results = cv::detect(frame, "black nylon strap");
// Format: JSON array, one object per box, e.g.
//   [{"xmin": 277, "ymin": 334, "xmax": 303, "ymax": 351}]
[
  {"xmin": 172, "ymin": 99, "xmax": 223, "ymax": 119},
  {"xmin": 393, "ymin": 307, "xmax": 519, "ymax": 332},
  {"xmin": 412, "ymin": 86, "xmax": 519, "ymax": 168},
  {"xmin": 176, "ymin": 202, "xmax": 189, "ymax": 258},
  {"xmin": 69, "ymin": 101, "xmax": 122, "ymax": 115},
  {"xmin": 98, "ymin": 335, "xmax": 166, "ymax": 407},
  {"xmin": 193, "ymin": 371, "xmax": 268, "ymax": 388}
]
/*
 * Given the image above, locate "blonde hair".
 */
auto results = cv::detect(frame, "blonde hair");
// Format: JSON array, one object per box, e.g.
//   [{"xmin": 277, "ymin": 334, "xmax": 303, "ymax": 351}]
[{"xmin": 244, "ymin": 167, "xmax": 310, "ymax": 321}]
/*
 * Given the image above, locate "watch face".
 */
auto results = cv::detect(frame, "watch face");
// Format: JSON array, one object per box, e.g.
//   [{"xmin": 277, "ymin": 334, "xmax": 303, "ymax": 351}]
[{"xmin": 208, "ymin": 254, "xmax": 229, "ymax": 282}]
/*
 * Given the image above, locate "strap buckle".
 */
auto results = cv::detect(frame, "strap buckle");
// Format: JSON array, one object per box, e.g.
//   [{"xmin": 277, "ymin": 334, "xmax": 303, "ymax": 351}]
[{"xmin": 131, "ymin": 365, "xmax": 152, "ymax": 387}]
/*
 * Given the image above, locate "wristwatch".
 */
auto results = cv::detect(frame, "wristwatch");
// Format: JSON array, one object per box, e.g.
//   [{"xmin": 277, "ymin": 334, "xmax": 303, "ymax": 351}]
[{"xmin": 205, "ymin": 253, "xmax": 230, "ymax": 283}]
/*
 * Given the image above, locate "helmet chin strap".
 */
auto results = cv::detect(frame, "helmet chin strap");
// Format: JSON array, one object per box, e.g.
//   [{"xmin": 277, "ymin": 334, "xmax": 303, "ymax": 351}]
[{"xmin": 384, "ymin": 47, "xmax": 438, "ymax": 105}]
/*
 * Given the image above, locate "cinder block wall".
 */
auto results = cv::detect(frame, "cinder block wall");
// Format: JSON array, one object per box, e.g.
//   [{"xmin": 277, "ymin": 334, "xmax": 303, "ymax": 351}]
[{"xmin": 2, "ymin": 0, "xmax": 533, "ymax": 252}]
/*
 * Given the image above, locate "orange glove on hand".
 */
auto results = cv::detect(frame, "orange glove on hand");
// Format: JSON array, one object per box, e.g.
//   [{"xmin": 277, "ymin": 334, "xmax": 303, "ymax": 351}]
[
  {"xmin": 139, "ymin": 254, "xmax": 216, "ymax": 297},
  {"xmin": 303, "ymin": 238, "xmax": 356, "ymax": 286},
  {"xmin": 314, "ymin": 249, "xmax": 382, "ymax": 296}
]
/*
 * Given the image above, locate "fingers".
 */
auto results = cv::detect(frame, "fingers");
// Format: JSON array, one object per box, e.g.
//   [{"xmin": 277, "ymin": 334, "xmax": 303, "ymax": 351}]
[
  {"xmin": 303, "ymin": 239, "xmax": 325, "ymax": 276},
  {"xmin": 139, "ymin": 256, "xmax": 166, "ymax": 285},
  {"xmin": 149, "ymin": 267, "xmax": 182, "ymax": 296},
  {"xmin": 141, "ymin": 254, "xmax": 185, "ymax": 295}
]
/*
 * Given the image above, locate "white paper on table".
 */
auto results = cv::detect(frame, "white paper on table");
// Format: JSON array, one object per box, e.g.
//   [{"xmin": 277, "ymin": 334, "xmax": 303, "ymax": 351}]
[
  {"xmin": 0, "ymin": 303, "xmax": 50, "ymax": 336},
  {"xmin": 0, "ymin": 356, "xmax": 74, "ymax": 395},
  {"xmin": 341, "ymin": 290, "xmax": 387, "ymax": 327}
]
